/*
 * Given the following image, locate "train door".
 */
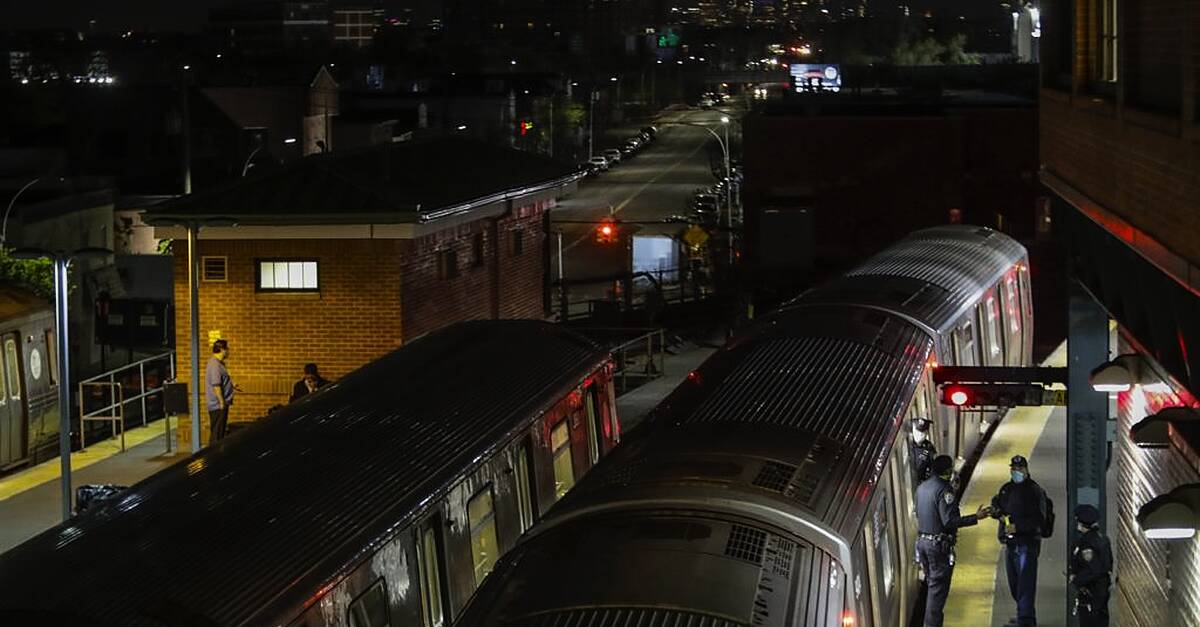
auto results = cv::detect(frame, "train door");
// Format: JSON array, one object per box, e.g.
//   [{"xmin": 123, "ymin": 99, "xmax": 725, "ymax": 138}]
[
  {"xmin": 1018, "ymin": 263, "xmax": 1034, "ymax": 363},
  {"xmin": 1000, "ymin": 270, "xmax": 1024, "ymax": 367},
  {"xmin": 583, "ymin": 384, "xmax": 603, "ymax": 465},
  {"xmin": 416, "ymin": 517, "xmax": 449, "ymax": 627},
  {"xmin": 0, "ymin": 333, "xmax": 25, "ymax": 466},
  {"xmin": 950, "ymin": 319, "xmax": 979, "ymax": 460}
]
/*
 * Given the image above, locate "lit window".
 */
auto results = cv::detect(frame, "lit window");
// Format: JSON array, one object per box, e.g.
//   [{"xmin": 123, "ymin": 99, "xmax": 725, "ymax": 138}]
[
  {"xmin": 418, "ymin": 525, "xmax": 444, "ymax": 627},
  {"xmin": 257, "ymin": 260, "xmax": 318, "ymax": 292},
  {"xmin": 467, "ymin": 487, "xmax": 500, "ymax": 586},
  {"xmin": 551, "ymin": 419, "xmax": 574, "ymax": 499},
  {"xmin": 1099, "ymin": 0, "xmax": 1118, "ymax": 83}
]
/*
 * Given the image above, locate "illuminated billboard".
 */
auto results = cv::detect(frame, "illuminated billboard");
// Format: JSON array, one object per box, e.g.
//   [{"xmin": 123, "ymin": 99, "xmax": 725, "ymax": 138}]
[{"xmin": 790, "ymin": 64, "xmax": 841, "ymax": 93}]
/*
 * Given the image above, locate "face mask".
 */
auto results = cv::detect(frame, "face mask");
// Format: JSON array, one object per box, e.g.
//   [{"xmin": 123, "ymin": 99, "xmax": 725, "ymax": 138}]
[
  {"xmin": 1077, "ymin": 522, "xmax": 1090, "ymax": 534},
  {"xmin": 1011, "ymin": 470, "xmax": 1026, "ymax": 483},
  {"xmin": 913, "ymin": 429, "xmax": 928, "ymax": 444}
]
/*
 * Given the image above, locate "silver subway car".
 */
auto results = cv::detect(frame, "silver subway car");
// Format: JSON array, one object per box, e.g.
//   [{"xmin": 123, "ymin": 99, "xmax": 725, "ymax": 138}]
[{"xmin": 455, "ymin": 226, "xmax": 1033, "ymax": 627}]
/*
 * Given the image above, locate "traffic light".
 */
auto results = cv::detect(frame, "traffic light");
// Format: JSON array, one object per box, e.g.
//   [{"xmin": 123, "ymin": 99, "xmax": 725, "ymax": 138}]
[
  {"xmin": 595, "ymin": 220, "xmax": 618, "ymax": 244},
  {"xmin": 939, "ymin": 383, "xmax": 1053, "ymax": 407}
]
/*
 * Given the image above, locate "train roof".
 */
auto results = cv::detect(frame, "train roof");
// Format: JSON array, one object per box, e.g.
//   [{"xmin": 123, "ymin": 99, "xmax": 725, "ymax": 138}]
[
  {"xmin": 559, "ymin": 304, "xmax": 931, "ymax": 540},
  {"xmin": 0, "ymin": 320, "xmax": 609, "ymax": 626},
  {"xmin": 793, "ymin": 225, "xmax": 1027, "ymax": 333}
]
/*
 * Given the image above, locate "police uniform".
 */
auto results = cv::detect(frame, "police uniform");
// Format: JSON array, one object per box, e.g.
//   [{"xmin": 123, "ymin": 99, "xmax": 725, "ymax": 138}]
[
  {"xmin": 1070, "ymin": 505, "xmax": 1112, "ymax": 627},
  {"xmin": 916, "ymin": 455, "xmax": 981, "ymax": 627},
  {"xmin": 990, "ymin": 455, "xmax": 1050, "ymax": 627},
  {"xmin": 910, "ymin": 418, "xmax": 937, "ymax": 487}
]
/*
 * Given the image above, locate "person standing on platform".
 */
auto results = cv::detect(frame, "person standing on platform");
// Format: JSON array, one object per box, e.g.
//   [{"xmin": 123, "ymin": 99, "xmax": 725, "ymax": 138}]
[
  {"xmin": 910, "ymin": 417, "xmax": 938, "ymax": 487},
  {"xmin": 205, "ymin": 339, "xmax": 236, "ymax": 443},
  {"xmin": 1069, "ymin": 504, "xmax": 1112, "ymax": 627},
  {"xmin": 290, "ymin": 363, "xmax": 329, "ymax": 403},
  {"xmin": 916, "ymin": 454, "xmax": 992, "ymax": 627},
  {"xmin": 991, "ymin": 455, "xmax": 1054, "ymax": 627}
]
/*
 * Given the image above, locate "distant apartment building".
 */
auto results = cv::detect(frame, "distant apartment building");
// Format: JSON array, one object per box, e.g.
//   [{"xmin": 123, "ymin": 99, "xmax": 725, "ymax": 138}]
[
  {"xmin": 332, "ymin": 3, "xmax": 382, "ymax": 48},
  {"xmin": 210, "ymin": 1, "xmax": 332, "ymax": 54}
]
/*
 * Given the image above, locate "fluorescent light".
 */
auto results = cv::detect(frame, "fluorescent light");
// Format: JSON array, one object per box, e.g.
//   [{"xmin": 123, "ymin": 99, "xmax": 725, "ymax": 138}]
[
  {"xmin": 1144, "ymin": 527, "xmax": 1196, "ymax": 540},
  {"xmin": 284, "ymin": 138, "xmax": 297, "ymax": 144}
]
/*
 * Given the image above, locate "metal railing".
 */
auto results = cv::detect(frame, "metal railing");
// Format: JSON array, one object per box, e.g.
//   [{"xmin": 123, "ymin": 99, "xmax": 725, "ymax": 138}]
[
  {"xmin": 554, "ymin": 269, "xmax": 713, "ymax": 322},
  {"xmin": 580, "ymin": 328, "xmax": 668, "ymax": 396},
  {"xmin": 77, "ymin": 351, "xmax": 175, "ymax": 453}
]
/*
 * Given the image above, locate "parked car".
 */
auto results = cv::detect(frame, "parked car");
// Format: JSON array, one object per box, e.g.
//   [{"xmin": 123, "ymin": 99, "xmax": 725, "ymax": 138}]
[
  {"xmin": 603, "ymin": 148, "xmax": 623, "ymax": 164},
  {"xmin": 589, "ymin": 156, "xmax": 610, "ymax": 171}
]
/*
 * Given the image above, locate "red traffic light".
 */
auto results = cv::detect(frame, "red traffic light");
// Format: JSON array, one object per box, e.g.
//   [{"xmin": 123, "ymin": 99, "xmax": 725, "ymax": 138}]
[
  {"xmin": 595, "ymin": 221, "xmax": 618, "ymax": 244},
  {"xmin": 946, "ymin": 387, "xmax": 971, "ymax": 406}
]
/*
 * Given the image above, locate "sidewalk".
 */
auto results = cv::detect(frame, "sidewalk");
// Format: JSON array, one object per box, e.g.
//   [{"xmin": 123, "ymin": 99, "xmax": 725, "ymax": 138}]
[
  {"xmin": 616, "ymin": 334, "xmax": 719, "ymax": 432},
  {"xmin": 944, "ymin": 343, "xmax": 1071, "ymax": 626},
  {"xmin": 0, "ymin": 418, "xmax": 185, "ymax": 554}
]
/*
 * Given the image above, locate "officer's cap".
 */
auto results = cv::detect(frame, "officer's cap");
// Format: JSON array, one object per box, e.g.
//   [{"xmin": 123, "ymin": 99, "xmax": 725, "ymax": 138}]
[
  {"xmin": 1010, "ymin": 455, "xmax": 1029, "ymax": 468},
  {"xmin": 912, "ymin": 417, "xmax": 933, "ymax": 431},
  {"xmin": 1075, "ymin": 504, "xmax": 1100, "ymax": 525},
  {"xmin": 931, "ymin": 455, "xmax": 954, "ymax": 475}
]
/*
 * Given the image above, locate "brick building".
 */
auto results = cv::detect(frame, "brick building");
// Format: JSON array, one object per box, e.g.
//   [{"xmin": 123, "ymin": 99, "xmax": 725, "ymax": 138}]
[
  {"xmin": 1040, "ymin": 1, "xmax": 1200, "ymax": 624},
  {"xmin": 145, "ymin": 138, "xmax": 580, "ymax": 444}
]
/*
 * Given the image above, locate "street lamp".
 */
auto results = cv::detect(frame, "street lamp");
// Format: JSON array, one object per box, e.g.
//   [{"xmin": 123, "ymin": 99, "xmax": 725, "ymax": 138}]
[
  {"xmin": 1, "ymin": 177, "xmax": 42, "ymax": 246},
  {"xmin": 11, "ymin": 245, "xmax": 112, "ymax": 520},
  {"xmin": 143, "ymin": 216, "xmax": 237, "ymax": 454}
]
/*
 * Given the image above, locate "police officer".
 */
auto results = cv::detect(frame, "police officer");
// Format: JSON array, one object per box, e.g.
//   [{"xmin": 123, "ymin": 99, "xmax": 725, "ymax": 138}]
[
  {"xmin": 1069, "ymin": 504, "xmax": 1112, "ymax": 627},
  {"xmin": 990, "ymin": 455, "xmax": 1052, "ymax": 627},
  {"xmin": 910, "ymin": 417, "xmax": 937, "ymax": 487},
  {"xmin": 916, "ymin": 454, "xmax": 991, "ymax": 627}
]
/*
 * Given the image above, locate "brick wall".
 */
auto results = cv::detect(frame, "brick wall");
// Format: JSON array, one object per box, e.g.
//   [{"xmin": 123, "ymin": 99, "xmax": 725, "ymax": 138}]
[
  {"xmin": 402, "ymin": 199, "xmax": 550, "ymax": 341},
  {"xmin": 1041, "ymin": 0, "xmax": 1200, "ymax": 269},
  {"xmin": 173, "ymin": 238, "xmax": 404, "ymax": 431}
]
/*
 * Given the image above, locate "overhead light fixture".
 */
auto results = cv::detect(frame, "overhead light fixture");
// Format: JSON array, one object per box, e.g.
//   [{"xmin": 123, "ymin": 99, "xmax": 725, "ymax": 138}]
[
  {"xmin": 1130, "ymin": 407, "xmax": 1200, "ymax": 449},
  {"xmin": 1090, "ymin": 354, "xmax": 1165, "ymax": 393},
  {"xmin": 1138, "ymin": 484, "xmax": 1200, "ymax": 540}
]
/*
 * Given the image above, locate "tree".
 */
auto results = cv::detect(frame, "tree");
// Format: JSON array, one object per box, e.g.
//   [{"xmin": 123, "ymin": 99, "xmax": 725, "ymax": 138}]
[{"xmin": 0, "ymin": 247, "xmax": 55, "ymax": 299}]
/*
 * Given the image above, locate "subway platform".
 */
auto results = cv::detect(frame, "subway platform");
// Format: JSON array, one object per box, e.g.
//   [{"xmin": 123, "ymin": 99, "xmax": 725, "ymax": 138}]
[
  {"xmin": 944, "ymin": 342, "xmax": 1113, "ymax": 626},
  {"xmin": 0, "ymin": 419, "xmax": 184, "ymax": 553}
]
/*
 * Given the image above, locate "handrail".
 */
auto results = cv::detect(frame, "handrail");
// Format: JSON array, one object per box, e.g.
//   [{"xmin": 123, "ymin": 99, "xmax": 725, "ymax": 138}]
[{"xmin": 77, "ymin": 351, "xmax": 176, "ymax": 453}]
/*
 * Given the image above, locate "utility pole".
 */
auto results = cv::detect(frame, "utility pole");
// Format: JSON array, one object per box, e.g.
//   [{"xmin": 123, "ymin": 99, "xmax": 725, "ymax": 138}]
[{"xmin": 588, "ymin": 87, "xmax": 596, "ymax": 160}]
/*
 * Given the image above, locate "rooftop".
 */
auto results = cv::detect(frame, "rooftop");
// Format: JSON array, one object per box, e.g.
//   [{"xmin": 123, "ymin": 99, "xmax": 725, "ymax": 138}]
[{"xmin": 144, "ymin": 137, "xmax": 581, "ymax": 226}]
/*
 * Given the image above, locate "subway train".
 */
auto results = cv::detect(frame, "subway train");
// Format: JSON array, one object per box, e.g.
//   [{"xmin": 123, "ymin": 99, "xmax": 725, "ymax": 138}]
[
  {"xmin": 0, "ymin": 320, "xmax": 619, "ymax": 626},
  {"xmin": 454, "ymin": 226, "xmax": 1033, "ymax": 627},
  {"xmin": 0, "ymin": 287, "xmax": 60, "ymax": 470}
]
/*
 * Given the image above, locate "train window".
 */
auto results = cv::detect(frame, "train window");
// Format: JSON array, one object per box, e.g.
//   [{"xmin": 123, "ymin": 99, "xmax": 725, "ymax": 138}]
[
  {"xmin": 985, "ymin": 295, "xmax": 1003, "ymax": 360},
  {"xmin": 584, "ymin": 386, "xmax": 600, "ymax": 464},
  {"xmin": 4, "ymin": 339, "xmax": 19, "ymax": 400},
  {"xmin": 514, "ymin": 440, "xmax": 536, "ymax": 532},
  {"xmin": 467, "ymin": 486, "xmax": 500, "ymax": 586},
  {"xmin": 551, "ymin": 419, "xmax": 575, "ymax": 499},
  {"xmin": 45, "ymin": 330, "xmax": 57, "ymax": 385},
  {"xmin": 955, "ymin": 320, "xmax": 977, "ymax": 367},
  {"xmin": 1003, "ymin": 273, "xmax": 1021, "ymax": 335},
  {"xmin": 347, "ymin": 578, "xmax": 390, "ymax": 627},
  {"xmin": 0, "ymin": 347, "xmax": 6, "ymax": 405},
  {"xmin": 417, "ymin": 522, "xmax": 445, "ymax": 627},
  {"xmin": 873, "ymin": 492, "xmax": 896, "ymax": 595}
]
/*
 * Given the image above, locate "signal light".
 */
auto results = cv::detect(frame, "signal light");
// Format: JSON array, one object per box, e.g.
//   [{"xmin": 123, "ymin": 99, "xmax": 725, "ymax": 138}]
[
  {"xmin": 841, "ymin": 612, "xmax": 856, "ymax": 626},
  {"xmin": 595, "ymin": 220, "xmax": 618, "ymax": 244},
  {"xmin": 948, "ymin": 388, "xmax": 970, "ymax": 406}
]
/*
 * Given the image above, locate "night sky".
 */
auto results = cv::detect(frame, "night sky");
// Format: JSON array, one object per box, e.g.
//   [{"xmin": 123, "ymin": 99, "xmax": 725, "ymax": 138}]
[{"xmin": 7, "ymin": 1, "xmax": 411, "ymax": 32}]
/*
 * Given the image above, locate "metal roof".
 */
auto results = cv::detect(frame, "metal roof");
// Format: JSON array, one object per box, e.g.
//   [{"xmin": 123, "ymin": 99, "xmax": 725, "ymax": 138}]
[
  {"xmin": 793, "ymin": 225, "xmax": 1027, "ymax": 333},
  {"xmin": 143, "ymin": 138, "xmax": 582, "ymax": 225},
  {"xmin": 677, "ymin": 305, "xmax": 932, "ymax": 533},
  {"xmin": 0, "ymin": 320, "xmax": 608, "ymax": 626}
]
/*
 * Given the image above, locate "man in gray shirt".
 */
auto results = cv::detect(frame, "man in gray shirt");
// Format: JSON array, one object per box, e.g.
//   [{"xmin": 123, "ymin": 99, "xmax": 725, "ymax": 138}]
[{"xmin": 205, "ymin": 339, "xmax": 235, "ymax": 443}]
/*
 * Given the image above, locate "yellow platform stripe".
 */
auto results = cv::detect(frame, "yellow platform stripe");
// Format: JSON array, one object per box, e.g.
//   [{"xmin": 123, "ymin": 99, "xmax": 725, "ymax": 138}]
[
  {"xmin": 942, "ymin": 343, "xmax": 1066, "ymax": 625},
  {"xmin": 0, "ymin": 417, "xmax": 174, "ymax": 502}
]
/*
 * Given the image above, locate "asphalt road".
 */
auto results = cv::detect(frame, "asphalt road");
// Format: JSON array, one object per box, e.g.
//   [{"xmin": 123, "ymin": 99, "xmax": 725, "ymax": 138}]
[{"xmin": 553, "ymin": 106, "xmax": 739, "ymax": 288}]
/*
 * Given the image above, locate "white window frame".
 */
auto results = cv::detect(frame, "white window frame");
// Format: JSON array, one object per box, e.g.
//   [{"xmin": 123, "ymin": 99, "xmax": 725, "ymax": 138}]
[{"xmin": 256, "ymin": 259, "xmax": 319, "ymax": 292}]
